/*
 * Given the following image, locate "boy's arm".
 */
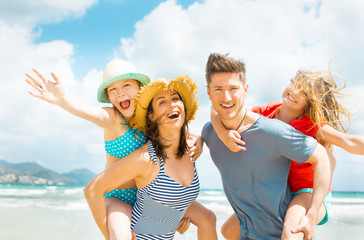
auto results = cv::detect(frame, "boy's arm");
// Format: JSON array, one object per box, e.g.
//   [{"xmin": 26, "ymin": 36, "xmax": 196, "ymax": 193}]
[
  {"xmin": 320, "ymin": 125, "xmax": 364, "ymax": 155},
  {"xmin": 210, "ymin": 106, "xmax": 245, "ymax": 152},
  {"xmin": 292, "ymin": 144, "xmax": 330, "ymax": 239},
  {"xmin": 26, "ymin": 69, "xmax": 113, "ymax": 128}
]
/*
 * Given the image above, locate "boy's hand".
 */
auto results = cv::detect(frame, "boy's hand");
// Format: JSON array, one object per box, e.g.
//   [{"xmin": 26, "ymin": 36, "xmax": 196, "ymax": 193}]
[
  {"xmin": 25, "ymin": 69, "xmax": 65, "ymax": 105},
  {"xmin": 222, "ymin": 130, "xmax": 246, "ymax": 152},
  {"xmin": 177, "ymin": 217, "xmax": 191, "ymax": 234}
]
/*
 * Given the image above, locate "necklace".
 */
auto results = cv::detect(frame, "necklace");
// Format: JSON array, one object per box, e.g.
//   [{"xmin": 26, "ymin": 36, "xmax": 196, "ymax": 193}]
[{"xmin": 236, "ymin": 108, "xmax": 247, "ymax": 131}]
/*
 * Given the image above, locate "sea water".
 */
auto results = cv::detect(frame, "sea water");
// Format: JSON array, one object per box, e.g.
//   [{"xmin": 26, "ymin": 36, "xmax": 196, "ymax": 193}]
[{"xmin": 1, "ymin": 184, "xmax": 364, "ymax": 240}]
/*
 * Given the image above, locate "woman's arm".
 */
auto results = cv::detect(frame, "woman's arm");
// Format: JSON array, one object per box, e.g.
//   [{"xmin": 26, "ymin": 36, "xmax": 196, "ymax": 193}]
[
  {"xmin": 319, "ymin": 125, "xmax": 364, "ymax": 155},
  {"xmin": 84, "ymin": 145, "xmax": 152, "ymax": 239},
  {"xmin": 210, "ymin": 106, "xmax": 245, "ymax": 152},
  {"xmin": 25, "ymin": 69, "xmax": 114, "ymax": 128}
]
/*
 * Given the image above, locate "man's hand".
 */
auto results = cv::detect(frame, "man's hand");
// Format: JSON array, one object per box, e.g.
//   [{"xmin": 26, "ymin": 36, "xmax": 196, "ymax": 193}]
[{"xmin": 291, "ymin": 215, "xmax": 316, "ymax": 240}]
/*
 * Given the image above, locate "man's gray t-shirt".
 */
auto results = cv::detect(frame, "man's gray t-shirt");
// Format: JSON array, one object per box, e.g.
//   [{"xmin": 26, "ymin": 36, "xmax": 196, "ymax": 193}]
[{"xmin": 202, "ymin": 116, "xmax": 317, "ymax": 240}]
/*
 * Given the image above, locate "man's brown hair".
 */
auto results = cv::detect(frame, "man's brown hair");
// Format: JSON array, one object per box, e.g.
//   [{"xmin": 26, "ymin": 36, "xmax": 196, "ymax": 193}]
[{"xmin": 205, "ymin": 53, "xmax": 246, "ymax": 85}]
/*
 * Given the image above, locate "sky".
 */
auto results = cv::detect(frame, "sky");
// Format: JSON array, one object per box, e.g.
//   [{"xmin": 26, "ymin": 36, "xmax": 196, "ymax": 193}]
[{"xmin": 1, "ymin": 0, "xmax": 364, "ymax": 190}]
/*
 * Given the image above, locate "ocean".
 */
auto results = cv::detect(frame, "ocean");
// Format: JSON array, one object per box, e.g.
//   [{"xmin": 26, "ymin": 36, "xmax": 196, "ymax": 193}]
[{"xmin": 1, "ymin": 184, "xmax": 364, "ymax": 240}]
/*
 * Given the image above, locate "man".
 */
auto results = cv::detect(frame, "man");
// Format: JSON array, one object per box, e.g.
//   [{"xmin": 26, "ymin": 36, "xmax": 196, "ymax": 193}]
[{"xmin": 201, "ymin": 53, "xmax": 330, "ymax": 240}]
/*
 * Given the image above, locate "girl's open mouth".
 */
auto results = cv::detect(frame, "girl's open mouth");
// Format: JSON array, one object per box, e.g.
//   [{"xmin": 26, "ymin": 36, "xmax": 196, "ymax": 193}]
[{"xmin": 120, "ymin": 100, "xmax": 131, "ymax": 109}]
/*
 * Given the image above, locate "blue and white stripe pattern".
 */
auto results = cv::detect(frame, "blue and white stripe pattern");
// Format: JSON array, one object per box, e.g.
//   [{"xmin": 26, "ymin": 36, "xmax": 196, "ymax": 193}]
[{"xmin": 131, "ymin": 141, "xmax": 200, "ymax": 240}]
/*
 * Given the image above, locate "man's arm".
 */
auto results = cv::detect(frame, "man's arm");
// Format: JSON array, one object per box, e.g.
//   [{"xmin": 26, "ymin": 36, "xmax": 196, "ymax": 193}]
[{"xmin": 292, "ymin": 143, "xmax": 330, "ymax": 240}]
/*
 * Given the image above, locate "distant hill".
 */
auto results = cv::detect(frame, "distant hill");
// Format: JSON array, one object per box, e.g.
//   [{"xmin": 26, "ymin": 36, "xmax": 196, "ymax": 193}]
[
  {"xmin": 0, "ymin": 160, "xmax": 96, "ymax": 186},
  {"xmin": 63, "ymin": 168, "xmax": 96, "ymax": 186}
]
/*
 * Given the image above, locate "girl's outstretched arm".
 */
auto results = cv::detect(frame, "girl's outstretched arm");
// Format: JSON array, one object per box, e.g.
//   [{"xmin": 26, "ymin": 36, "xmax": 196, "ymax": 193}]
[
  {"xmin": 25, "ymin": 69, "xmax": 113, "ymax": 128},
  {"xmin": 319, "ymin": 125, "xmax": 364, "ymax": 155},
  {"xmin": 84, "ymin": 144, "xmax": 152, "ymax": 240}
]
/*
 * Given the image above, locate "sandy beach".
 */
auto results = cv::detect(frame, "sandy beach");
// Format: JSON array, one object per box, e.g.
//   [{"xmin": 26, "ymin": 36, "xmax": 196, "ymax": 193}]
[{"xmin": 1, "ymin": 185, "xmax": 364, "ymax": 240}]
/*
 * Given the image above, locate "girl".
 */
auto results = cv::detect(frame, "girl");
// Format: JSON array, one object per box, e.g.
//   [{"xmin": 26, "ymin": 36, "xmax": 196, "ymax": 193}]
[
  {"xmin": 211, "ymin": 68, "xmax": 364, "ymax": 240},
  {"xmin": 25, "ymin": 60, "xmax": 216, "ymax": 239},
  {"xmin": 84, "ymin": 76, "xmax": 211, "ymax": 239}
]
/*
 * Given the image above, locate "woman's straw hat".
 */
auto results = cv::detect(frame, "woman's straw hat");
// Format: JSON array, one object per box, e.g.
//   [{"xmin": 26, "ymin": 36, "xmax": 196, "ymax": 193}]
[
  {"xmin": 97, "ymin": 59, "xmax": 150, "ymax": 103},
  {"xmin": 131, "ymin": 75, "xmax": 198, "ymax": 133}
]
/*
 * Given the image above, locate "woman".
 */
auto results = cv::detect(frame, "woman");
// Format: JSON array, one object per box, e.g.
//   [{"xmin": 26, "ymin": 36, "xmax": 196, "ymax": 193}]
[{"xmin": 84, "ymin": 76, "xmax": 204, "ymax": 240}]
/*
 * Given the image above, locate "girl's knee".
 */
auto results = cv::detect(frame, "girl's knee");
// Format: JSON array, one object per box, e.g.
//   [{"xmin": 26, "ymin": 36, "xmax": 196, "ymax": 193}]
[
  {"xmin": 221, "ymin": 223, "xmax": 236, "ymax": 240},
  {"xmin": 193, "ymin": 208, "xmax": 216, "ymax": 228}
]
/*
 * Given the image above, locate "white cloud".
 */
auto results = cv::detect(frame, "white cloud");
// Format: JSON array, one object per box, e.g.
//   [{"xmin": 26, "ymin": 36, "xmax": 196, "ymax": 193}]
[
  {"xmin": 0, "ymin": 0, "xmax": 105, "ymax": 173},
  {"xmin": 1, "ymin": 0, "xmax": 364, "ymax": 190},
  {"xmin": 0, "ymin": 0, "xmax": 98, "ymax": 27}
]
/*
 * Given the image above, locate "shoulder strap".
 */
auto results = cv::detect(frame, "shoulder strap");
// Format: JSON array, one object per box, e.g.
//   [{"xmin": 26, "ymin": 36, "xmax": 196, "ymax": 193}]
[
  {"xmin": 148, "ymin": 141, "xmax": 159, "ymax": 166},
  {"xmin": 119, "ymin": 113, "xmax": 130, "ymax": 131}
]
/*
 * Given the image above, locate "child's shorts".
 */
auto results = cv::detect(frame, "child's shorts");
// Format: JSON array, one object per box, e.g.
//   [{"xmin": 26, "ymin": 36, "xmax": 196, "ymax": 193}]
[
  {"xmin": 292, "ymin": 188, "xmax": 331, "ymax": 225},
  {"xmin": 104, "ymin": 188, "xmax": 138, "ymax": 206}
]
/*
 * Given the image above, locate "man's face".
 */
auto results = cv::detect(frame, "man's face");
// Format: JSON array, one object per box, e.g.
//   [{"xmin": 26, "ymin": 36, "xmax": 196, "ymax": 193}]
[{"xmin": 207, "ymin": 72, "xmax": 248, "ymax": 121}]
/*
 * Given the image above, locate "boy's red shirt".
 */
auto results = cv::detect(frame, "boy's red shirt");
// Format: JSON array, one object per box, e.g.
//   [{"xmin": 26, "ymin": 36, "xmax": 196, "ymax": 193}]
[{"xmin": 252, "ymin": 102, "xmax": 323, "ymax": 192}]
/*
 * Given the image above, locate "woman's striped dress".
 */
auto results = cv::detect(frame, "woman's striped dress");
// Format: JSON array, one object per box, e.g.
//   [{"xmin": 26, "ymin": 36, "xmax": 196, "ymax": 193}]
[{"xmin": 131, "ymin": 141, "xmax": 200, "ymax": 240}]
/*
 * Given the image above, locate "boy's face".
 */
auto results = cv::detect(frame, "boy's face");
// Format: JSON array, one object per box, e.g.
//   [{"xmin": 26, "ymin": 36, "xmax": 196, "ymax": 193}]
[
  {"xmin": 107, "ymin": 79, "xmax": 140, "ymax": 119},
  {"xmin": 207, "ymin": 72, "xmax": 248, "ymax": 122}
]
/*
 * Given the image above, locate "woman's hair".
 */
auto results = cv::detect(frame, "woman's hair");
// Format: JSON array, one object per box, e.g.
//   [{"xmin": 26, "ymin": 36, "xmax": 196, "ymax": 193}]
[
  {"xmin": 145, "ymin": 92, "xmax": 189, "ymax": 160},
  {"xmin": 292, "ymin": 65, "xmax": 351, "ymax": 150}
]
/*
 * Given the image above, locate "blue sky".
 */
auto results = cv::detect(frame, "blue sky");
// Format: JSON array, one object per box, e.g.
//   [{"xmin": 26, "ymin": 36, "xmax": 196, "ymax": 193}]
[
  {"xmin": 1, "ymin": 0, "xmax": 364, "ymax": 190},
  {"xmin": 36, "ymin": 0, "xmax": 200, "ymax": 78}
]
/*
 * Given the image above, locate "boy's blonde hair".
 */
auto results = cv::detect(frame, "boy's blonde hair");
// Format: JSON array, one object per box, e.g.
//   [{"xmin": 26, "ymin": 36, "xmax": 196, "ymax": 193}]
[{"xmin": 292, "ymin": 66, "xmax": 351, "ymax": 150}]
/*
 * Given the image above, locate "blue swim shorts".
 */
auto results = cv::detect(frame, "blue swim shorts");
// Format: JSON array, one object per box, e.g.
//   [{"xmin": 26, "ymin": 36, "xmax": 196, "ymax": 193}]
[
  {"xmin": 292, "ymin": 188, "xmax": 331, "ymax": 225},
  {"xmin": 104, "ymin": 188, "xmax": 138, "ymax": 206}
]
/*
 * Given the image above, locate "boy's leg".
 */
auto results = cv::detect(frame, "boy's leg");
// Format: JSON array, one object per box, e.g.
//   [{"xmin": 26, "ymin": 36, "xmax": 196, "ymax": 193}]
[
  {"xmin": 281, "ymin": 192, "xmax": 327, "ymax": 240},
  {"xmin": 183, "ymin": 200, "xmax": 218, "ymax": 240},
  {"xmin": 221, "ymin": 213, "xmax": 239, "ymax": 240},
  {"xmin": 106, "ymin": 197, "xmax": 133, "ymax": 240}
]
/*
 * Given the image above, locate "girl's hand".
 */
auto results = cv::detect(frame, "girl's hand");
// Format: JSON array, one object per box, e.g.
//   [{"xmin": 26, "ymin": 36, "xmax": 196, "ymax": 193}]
[
  {"xmin": 25, "ymin": 69, "xmax": 65, "ymax": 105},
  {"xmin": 222, "ymin": 130, "xmax": 246, "ymax": 152},
  {"xmin": 176, "ymin": 217, "xmax": 191, "ymax": 234}
]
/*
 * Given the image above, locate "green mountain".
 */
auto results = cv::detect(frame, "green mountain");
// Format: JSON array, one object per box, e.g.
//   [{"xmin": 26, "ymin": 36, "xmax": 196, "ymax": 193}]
[
  {"xmin": 62, "ymin": 168, "xmax": 96, "ymax": 186},
  {"xmin": 0, "ymin": 160, "xmax": 96, "ymax": 186}
]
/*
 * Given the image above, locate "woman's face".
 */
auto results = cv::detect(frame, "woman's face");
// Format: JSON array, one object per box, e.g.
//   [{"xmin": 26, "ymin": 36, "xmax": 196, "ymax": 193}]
[
  {"xmin": 149, "ymin": 90, "xmax": 186, "ymax": 129},
  {"xmin": 281, "ymin": 80, "xmax": 308, "ymax": 112},
  {"xmin": 107, "ymin": 79, "xmax": 141, "ymax": 119}
]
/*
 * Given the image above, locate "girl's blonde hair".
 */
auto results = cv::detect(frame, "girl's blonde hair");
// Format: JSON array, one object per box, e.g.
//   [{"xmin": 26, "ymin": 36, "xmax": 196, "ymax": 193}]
[{"xmin": 292, "ymin": 65, "xmax": 351, "ymax": 150}]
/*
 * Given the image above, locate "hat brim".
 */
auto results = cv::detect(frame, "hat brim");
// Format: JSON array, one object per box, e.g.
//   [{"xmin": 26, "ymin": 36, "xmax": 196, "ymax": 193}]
[
  {"xmin": 97, "ymin": 73, "xmax": 150, "ymax": 103},
  {"xmin": 131, "ymin": 75, "xmax": 198, "ymax": 133}
]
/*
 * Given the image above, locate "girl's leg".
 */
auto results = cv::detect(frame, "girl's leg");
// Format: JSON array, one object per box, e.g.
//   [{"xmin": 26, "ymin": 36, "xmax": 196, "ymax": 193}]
[
  {"xmin": 221, "ymin": 213, "xmax": 239, "ymax": 240},
  {"xmin": 183, "ymin": 200, "xmax": 218, "ymax": 240},
  {"xmin": 281, "ymin": 192, "xmax": 327, "ymax": 240},
  {"xmin": 105, "ymin": 198, "xmax": 133, "ymax": 240}
]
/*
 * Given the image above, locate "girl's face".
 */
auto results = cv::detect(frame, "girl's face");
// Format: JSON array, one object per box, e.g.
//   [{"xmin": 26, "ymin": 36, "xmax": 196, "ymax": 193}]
[
  {"xmin": 149, "ymin": 90, "xmax": 186, "ymax": 129},
  {"xmin": 107, "ymin": 79, "xmax": 140, "ymax": 119},
  {"xmin": 282, "ymin": 80, "xmax": 308, "ymax": 112}
]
